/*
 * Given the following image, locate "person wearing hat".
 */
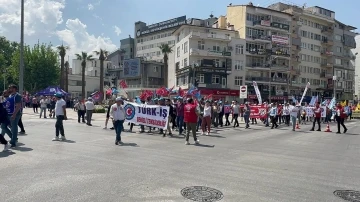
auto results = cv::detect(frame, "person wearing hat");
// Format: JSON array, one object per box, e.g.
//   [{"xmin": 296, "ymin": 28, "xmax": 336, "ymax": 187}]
[
  {"xmin": 110, "ymin": 97, "xmax": 125, "ymax": 145},
  {"xmin": 85, "ymin": 97, "xmax": 95, "ymax": 126},
  {"xmin": 52, "ymin": 92, "xmax": 67, "ymax": 141}
]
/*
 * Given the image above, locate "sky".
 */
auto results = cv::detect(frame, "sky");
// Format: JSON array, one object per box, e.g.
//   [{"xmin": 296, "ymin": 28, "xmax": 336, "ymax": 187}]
[{"xmin": 0, "ymin": 0, "xmax": 359, "ymax": 62}]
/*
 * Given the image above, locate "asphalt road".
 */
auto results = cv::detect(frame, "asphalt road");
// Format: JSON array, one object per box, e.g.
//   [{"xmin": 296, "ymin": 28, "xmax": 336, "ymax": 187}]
[{"xmin": 1, "ymin": 108, "xmax": 359, "ymax": 202}]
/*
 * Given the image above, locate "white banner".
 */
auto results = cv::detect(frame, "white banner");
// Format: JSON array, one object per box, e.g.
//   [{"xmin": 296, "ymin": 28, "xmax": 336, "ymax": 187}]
[
  {"xmin": 299, "ymin": 82, "xmax": 310, "ymax": 104},
  {"xmin": 304, "ymin": 106, "xmax": 326, "ymax": 117},
  {"xmin": 253, "ymin": 81, "xmax": 262, "ymax": 104},
  {"xmin": 123, "ymin": 101, "xmax": 169, "ymax": 129}
]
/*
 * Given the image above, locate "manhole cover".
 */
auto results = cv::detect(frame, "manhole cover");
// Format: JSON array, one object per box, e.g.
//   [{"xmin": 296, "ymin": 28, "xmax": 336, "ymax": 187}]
[
  {"xmin": 334, "ymin": 190, "xmax": 360, "ymax": 201},
  {"xmin": 181, "ymin": 186, "xmax": 223, "ymax": 202}
]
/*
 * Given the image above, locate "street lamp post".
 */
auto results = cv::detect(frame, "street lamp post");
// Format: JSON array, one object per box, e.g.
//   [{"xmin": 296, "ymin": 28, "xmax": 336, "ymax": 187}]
[{"xmin": 19, "ymin": 0, "xmax": 25, "ymax": 94}]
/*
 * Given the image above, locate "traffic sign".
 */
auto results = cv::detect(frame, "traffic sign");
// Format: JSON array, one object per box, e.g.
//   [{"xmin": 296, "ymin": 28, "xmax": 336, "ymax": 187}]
[{"xmin": 239, "ymin": 85, "xmax": 247, "ymax": 99}]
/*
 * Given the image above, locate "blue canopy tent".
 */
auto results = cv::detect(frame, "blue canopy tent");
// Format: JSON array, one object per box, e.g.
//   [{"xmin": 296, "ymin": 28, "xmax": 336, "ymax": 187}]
[{"xmin": 35, "ymin": 86, "xmax": 70, "ymax": 96}]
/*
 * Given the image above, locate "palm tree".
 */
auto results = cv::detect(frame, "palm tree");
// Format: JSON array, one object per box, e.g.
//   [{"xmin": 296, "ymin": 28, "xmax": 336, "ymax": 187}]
[
  {"xmin": 94, "ymin": 49, "xmax": 108, "ymax": 99},
  {"xmin": 75, "ymin": 52, "xmax": 94, "ymax": 100},
  {"xmin": 64, "ymin": 61, "xmax": 69, "ymax": 92},
  {"xmin": 56, "ymin": 45, "xmax": 69, "ymax": 90},
  {"xmin": 159, "ymin": 44, "xmax": 173, "ymax": 87}
]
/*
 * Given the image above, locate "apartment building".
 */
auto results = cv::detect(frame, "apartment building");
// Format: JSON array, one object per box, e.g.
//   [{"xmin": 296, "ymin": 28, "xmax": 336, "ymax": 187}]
[
  {"xmin": 269, "ymin": 3, "xmax": 357, "ymax": 101},
  {"xmin": 224, "ymin": 3, "xmax": 293, "ymax": 102},
  {"xmin": 69, "ymin": 58, "xmax": 111, "ymax": 98},
  {"xmin": 173, "ymin": 22, "xmax": 246, "ymax": 100}
]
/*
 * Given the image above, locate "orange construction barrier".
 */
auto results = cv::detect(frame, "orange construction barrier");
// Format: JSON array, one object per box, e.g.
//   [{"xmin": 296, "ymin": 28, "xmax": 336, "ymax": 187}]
[{"xmin": 324, "ymin": 123, "xmax": 332, "ymax": 132}]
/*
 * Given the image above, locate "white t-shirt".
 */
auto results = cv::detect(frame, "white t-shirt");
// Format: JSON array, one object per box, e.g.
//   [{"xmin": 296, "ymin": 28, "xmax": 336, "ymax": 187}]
[
  {"xmin": 40, "ymin": 99, "xmax": 47, "ymax": 108},
  {"xmin": 203, "ymin": 106, "xmax": 211, "ymax": 117},
  {"xmin": 85, "ymin": 101, "xmax": 95, "ymax": 110},
  {"xmin": 232, "ymin": 104, "xmax": 239, "ymax": 114},
  {"xmin": 282, "ymin": 106, "xmax": 290, "ymax": 115},
  {"xmin": 55, "ymin": 99, "xmax": 66, "ymax": 116},
  {"xmin": 289, "ymin": 106, "xmax": 299, "ymax": 117}
]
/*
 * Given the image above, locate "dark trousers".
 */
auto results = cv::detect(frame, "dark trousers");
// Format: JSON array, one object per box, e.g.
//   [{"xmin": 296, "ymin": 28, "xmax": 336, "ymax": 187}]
[
  {"xmin": 77, "ymin": 110, "xmax": 85, "ymax": 123},
  {"xmin": 55, "ymin": 115, "xmax": 65, "ymax": 137},
  {"xmin": 233, "ymin": 114, "xmax": 239, "ymax": 127},
  {"xmin": 271, "ymin": 116, "xmax": 278, "ymax": 128},
  {"xmin": 33, "ymin": 104, "xmax": 38, "ymax": 113},
  {"xmin": 219, "ymin": 113, "xmax": 224, "ymax": 126},
  {"xmin": 284, "ymin": 115, "xmax": 290, "ymax": 125},
  {"xmin": 185, "ymin": 122, "xmax": 197, "ymax": 142},
  {"xmin": 311, "ymin": 117, "xmax": 321, "ymax": 130},
  {"xmin": 225, "ymin": 113, "xmax": 230, "ymax": 125},
  {"xmin": 18, "ymin": 116, "xmax": 25, "ymax": 132},
  {"xmin": 336, "ymin": 116, "xmax": 347, "ymax": 132},
  {"xmin": 0, "ymin": 134, "xmax": 7, "ymax": 145},
  {"xmin": 171, "ymin": 114, "xmax": 177, "ymax": 129}
]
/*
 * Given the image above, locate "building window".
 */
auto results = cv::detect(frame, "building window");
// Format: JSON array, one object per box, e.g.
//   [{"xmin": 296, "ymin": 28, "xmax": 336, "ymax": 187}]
[
  {"xmin": 197, "ymin": 74, "xmax": 204, "ymax": 83},
  {"xmin": 336, "ymin": 46, "xmax": 342, "ymax": 53},
  {"xmin": 335, "ymin": 58, "xmax": 342, "ymax": 65},
  {"xmin": 154, "ymin": 66, "xmax": 158, "ymax": 72},
  {"xmin": 234, "ymin": 60, "xmax": 243, "ymax": 70},
  {"xmin": 184, "ymin": 41, "xmax": 188, "ymax": 53},
  {"xmin": 335, "ymin": 35, "xmax": 342, "ymax": 41},
  {"xmin": 221, "ymin": 77, "xmax": 226, "ymax": 85},
  {"xmin": 213, "ymin": 43, "xmax": 220, "ymax": 52},
  {"xmin": 177, "ymin": 47, "xmax": 180, "ymax": 57},
  {"xmin": 184, "ymin": 58, "xmax": 188, "ymax": 67},
  {"xmin": 198, "ymin": 41, "xmax": 204, "ymax": 50},
  {"xmin": 235, "ymin": 45, "xmax": 243, "ymax": 54},
  {"xmin": 210, "ymin": 32, "xmax": 216, "ymax": 38},
  {"xmin": 234, "ymin": 76, "xmax": 243, "ymax": 86},
  {"xmin": 213, "ymin": 59, "xmax": 220, "ymax": 67},
  {"xmin": 95, "ymin": 70, "xmax": 97, "ymax": 77},
  {"xmin": 212, "ymin": 75, "xmax": 220, "ymax": 84}
]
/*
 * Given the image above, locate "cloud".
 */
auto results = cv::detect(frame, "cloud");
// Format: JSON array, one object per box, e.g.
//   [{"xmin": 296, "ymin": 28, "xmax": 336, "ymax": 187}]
[
  {"xmin": 88, "ymin": 4, "xmax": 94, "ymax": 10},
  {"xmin": 56, "ymin": 18, "xmax": 117, "ymax": 61},
  {"xmin": 113, "ymin": 26, "xmax": 121, "ymax": 36},
  {"xmin": 0, "ymin": 0, "xmax": 65, "ymax": 40}
]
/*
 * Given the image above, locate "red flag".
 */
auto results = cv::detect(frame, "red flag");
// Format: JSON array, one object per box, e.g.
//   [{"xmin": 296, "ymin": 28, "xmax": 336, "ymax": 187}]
[
  {"xmin": 205, "ymin": 94, "xmax": 213, "ymax": 99},
  {"xmin": 179, "ymin": 87, "xmax": 185, "ymax": 97},
  {"xmin": 156, "ymin": 87, "xmax": 168, "ymax": 96},
  {"xmin": 119, "ymin": 80, "xmax": 128, "ymax": 88},
  {"xmin": 106, "ymin": 88, "xmax": 112, "ymax": 95}
]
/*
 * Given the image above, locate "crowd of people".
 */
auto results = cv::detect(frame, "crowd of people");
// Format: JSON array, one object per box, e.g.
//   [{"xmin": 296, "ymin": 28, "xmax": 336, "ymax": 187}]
[{"xmin": 0, "ymin": 84, "xmax": 356, "ymax": 151}]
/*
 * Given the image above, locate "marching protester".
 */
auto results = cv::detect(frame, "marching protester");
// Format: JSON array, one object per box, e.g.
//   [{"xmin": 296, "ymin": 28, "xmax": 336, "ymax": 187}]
[
  {"xmin": 310, "ymin": 102, "xmax": 321, "ymax": 131},
  {"xmin": 75, "ymin": 100, "xmax": 86, "ymax": 123},
  {"xmin": 201, "ymin": 100, "xmax": 211, "ymax": 135},
  {"xmin": 39, "ymin": 96, "xmax": 48, "ymax": 118},
  {"xmin": 52, "ymin": 93, "xmax": 67, "ymax": 141},
  {"xmin": 85, "ymin": 97, "xmax": 95, "ymax": 126},
  {"xmin": 0, "ymin": 91, "xmax": 11, "ymax": 151},
  {"xmin": 224, "ymin": 101, "xmax": 231, "ymax": 126},
  {"xmin": 282, "ymin": 103, "xmax": 290, "ymax": 126},
  {"xmin": 176, "ymin": 97, "xmax": 185, "ymax": 135},
  {"xmin": 231, "ymin": 100, "xmax": 240, "ymax": 127},
  {"xmin": 110, "ymin": 97, "xmax": 125, "ymax": 145},
  {"xmin": 335, "ymin": 103, "xmax": 348, "ymax": 134},
  {"xmin": 164, "ymin": 99, "xmax": 173, "ymax": 137},
  {"xmin": 269, "ymin": 103, "xmax": 278, "ymax": 129},
  {"xmin": 184, "ymin": 98, "xmax": 200, "ymax": 145},
  {"xmin": 243, "ymin": 102, "xmax": 251, "ymax": 129},
  {"xmin": 290, "ymin": 102, "xmax": 299, "ymax": 131}
]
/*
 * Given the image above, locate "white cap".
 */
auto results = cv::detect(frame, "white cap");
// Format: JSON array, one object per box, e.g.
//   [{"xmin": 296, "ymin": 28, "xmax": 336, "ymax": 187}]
[{"xmin": 115, "ymin": 97, "xmax": 122, "ymax": 101}]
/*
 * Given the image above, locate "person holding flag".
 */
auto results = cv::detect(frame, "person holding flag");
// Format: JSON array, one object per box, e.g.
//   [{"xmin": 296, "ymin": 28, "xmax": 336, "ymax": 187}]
[{"xmin": 310, "ymin": 102, "xmax": 321, "ymax": 131}]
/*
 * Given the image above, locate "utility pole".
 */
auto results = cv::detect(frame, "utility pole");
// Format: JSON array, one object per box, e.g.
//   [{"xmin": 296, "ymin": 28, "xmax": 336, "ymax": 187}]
[{"xmin": 19, "ymin": 0, "xmax": 25, "ymax": 94}]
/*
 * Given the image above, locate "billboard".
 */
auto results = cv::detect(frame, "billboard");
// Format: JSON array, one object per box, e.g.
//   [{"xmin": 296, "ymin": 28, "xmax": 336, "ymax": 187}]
[
  {"xmin": 123, "ymin": 58, "xmax": 140, "ymax": 77},
  {"xmin": 136, "ymin": 16, "xmax": 187, "ymax": 37}
]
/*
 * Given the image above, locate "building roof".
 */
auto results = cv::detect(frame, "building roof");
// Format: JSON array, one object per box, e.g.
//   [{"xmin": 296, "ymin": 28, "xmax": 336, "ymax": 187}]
[
  {"xmin": 172, "ymin": 24, "xmax": 237, "ymax": 35},
  {"xmin": 228, "ymin": 4, "xmax": 292, "ymax": 17},
  {"xmin": 335, "ymin": 19, "xmax": 357, "ymax": 31}
]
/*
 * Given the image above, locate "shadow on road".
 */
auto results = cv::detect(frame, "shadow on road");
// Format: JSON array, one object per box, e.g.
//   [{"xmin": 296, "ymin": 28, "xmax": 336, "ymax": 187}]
[
  {"xmin": 0, "ymin": 151, "xmax": 15, "ymax": 158},
  {"xmin": 119, "ymin": 142, "xmax": 138, "ymax": 147},
  {"xmin": 206, "ymin": 134, "xmax": 226, "ymax": 138},
  {"xmin": 194, "ymin": 144, "xmax": 215, "ymax": 148},
  {"xmin": 62, "ymin": 140, "xmax": 76, "ymax": 143}
]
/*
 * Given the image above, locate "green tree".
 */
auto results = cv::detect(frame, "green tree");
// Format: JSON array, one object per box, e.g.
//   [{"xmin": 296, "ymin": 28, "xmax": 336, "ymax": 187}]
[
  {"xmin": 8, "ymin": 43, "xmax": 60, "ymax": 93},
  {"xmin": 159, "ymin": 44, "xmax": 173, "ymax": 87},
  {"xmin": 94, "ymin": 49, "xmax": 108, "ymax": 99},
  {"xmin": 75, "ymin": 52, "xmax": 94, "ymax": 100},
  {"xmin": 56, "ymin": 45, "xmax": 69, "ymax": 90},
  {"xmin": 0, "ymin": 37, "xmax": 18, "ymax": 91}
]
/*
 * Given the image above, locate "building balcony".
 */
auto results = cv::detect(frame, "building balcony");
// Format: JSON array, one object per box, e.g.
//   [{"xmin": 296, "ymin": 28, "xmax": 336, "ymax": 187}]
[
  {"xmin": 320, "ymin": 51, "xmax": 334, "ymax": 57},
  {"xmin": 246, "ymin": 34, "xmax": 272, "ymax": 43},
  {"xmin": 246, "ymin": 48, "xmax": 270, "ymax": 56},
  {"xmin": 253, "ymin": 20, "xmax": 290, "ymax": 32},
  {"xmin": 189, "ymin": 48, "xmax": 231, "ymax": 58},
  {"xmin": 320, "ymin": 72, "xmax": 333, "ymax": 78},
  {"xmin": 189, "ymin": 31, "xmax": 231, "ymax": 41},
  {"xmin": 290, "ymin": 68, "xmax": 301, "ymax": 75},
  {"xmin": 271, "ymin": 50, "xmax": 291, "ymax": 59},
  {"xmin": 321, "ymin": 39, "xmax": 334, "ymax": 46},
  {"xmin": 321, "ymin": 62, "xmax": 333, "ymax": 68},
  {"xmin": 245, "ymin": 76, "xmax": 288, "ymax": 84},
  {"xmin": 292, "ymin": 45, "xmax": 301, "ymax": 52},
  {"xmin": 321, "ymin": 26, "xmax": 334, "ymax": 35},
  {"xmin": 198, "ymin": 83, "xmax": 227, "ymax": 89}
]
